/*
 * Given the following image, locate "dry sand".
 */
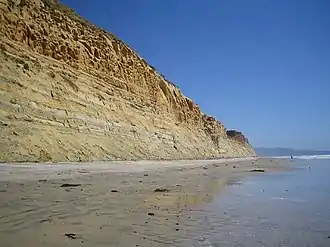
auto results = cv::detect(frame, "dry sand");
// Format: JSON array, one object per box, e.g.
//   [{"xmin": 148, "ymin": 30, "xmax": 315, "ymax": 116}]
[{"xmin": 0, "ymin": 158, "xmax": 291, "ymax": 247}]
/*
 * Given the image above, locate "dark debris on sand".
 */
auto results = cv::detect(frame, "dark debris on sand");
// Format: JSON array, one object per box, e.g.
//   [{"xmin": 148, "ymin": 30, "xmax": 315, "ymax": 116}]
[
  {"xmin": 154, "ymin": 188, "xmax": 170, "ymax": 192},
  {"xmin": 60, "ymin": 183, "xmax": 81, "ymax": 187},
  {"xmin": 65, "ymin": 233, "xmax": 78, "ymax": 240},
  {"xmin": 249, "ymin": 169, "xmax": 265, "ymax": 173},
  {"xmin": 38, "ymin": 179, "xmax": 48, "ymax": 183}
]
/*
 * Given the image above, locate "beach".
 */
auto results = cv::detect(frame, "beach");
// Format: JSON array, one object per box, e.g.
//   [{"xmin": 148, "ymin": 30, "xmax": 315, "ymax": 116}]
[{"xmin": 0, "ymin": 158, "xmax": 291, "ymax": 247}]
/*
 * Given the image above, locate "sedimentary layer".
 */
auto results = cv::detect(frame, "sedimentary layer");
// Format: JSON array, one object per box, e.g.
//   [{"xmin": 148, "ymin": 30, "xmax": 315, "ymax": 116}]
[{"xmin": 0, "ymin": 0, "xmax": 255, "ymax": 162}]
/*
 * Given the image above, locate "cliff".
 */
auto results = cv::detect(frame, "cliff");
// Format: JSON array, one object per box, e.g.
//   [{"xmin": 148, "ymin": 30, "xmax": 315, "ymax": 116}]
[
  {"xmin": 0, "ymin": 0, "xmax": 255, "ymax": 162},
  {"xmin": 226, "ymin": 130, "xmax": 250, "ymax": 144}
]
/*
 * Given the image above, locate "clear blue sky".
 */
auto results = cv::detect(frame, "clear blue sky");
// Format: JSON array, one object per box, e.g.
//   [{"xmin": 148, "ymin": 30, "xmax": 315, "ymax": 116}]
[{"xmin": 62, "ymin": 0, "xmax": 330, "ymax": 150}]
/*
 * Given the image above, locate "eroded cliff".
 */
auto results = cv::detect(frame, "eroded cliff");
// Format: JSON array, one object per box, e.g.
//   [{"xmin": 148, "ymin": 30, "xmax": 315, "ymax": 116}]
[{"xmin": 0, "ymin": 0, "xmax": 255, "ymax": 162}]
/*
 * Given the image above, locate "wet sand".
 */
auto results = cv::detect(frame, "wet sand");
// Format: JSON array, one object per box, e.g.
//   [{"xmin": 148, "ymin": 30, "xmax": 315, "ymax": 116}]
[{"xmin": 0, "ymin": 158, "xmax": 291, "ymax": 247}]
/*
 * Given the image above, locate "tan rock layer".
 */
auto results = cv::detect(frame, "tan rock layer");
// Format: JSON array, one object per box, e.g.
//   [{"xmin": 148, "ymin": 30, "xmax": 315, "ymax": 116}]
[{"xmin": 0, "ymin": 0, "xmax": 255, "ymax": 162}]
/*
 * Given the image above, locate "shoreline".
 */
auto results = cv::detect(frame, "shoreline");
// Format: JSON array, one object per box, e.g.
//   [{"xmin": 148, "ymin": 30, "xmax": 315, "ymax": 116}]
[
  {"xmin": 0, "ymin": 157, "xmax": 258, "ymax": 182},
  {"xmin": 0, "ymin": 158, "xmax": 292, "ymax": 247}
]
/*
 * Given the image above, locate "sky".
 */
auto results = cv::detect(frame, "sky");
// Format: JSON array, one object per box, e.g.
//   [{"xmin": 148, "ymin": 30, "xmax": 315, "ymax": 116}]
[{"xmin": 61, "ymin": 0, "xmax": 330, "ymax": 150}]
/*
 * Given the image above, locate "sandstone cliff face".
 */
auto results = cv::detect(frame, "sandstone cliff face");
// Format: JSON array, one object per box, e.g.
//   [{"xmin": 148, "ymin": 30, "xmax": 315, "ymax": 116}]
[
  {"xmin": 0, "ymin": 0, "xmax": 255, "ymax": 162},
  {"xmin": 226, "ymin": 130, "xmax": 250, "ymax": 144}
]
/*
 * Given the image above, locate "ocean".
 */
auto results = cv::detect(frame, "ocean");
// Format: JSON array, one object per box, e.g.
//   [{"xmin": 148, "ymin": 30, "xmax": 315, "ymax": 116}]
[{"xmin": 186, "ymin": 156, "xmax": 330, "ymax": 247}]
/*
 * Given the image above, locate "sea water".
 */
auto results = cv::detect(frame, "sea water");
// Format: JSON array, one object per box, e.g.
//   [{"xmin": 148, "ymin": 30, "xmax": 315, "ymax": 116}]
[{"xmin": 186, "ymin": 157, "xmax": 330, "ymax": 247}]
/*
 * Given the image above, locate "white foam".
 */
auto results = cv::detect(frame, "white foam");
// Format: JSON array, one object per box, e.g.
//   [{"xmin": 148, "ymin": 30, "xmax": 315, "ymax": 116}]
[{"xmin": 271, "ymin": 155, "xmax": 330, "ymax": 160}]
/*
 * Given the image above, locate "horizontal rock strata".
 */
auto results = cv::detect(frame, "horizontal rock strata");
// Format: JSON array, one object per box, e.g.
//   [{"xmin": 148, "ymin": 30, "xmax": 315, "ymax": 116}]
[{"xmin": 0, "ymin": 0, "xmax": 255, "ymax": 162}]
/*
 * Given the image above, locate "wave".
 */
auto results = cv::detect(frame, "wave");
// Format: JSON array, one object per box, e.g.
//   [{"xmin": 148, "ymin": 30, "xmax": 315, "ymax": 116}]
[
  {"xmin": 272, "ymin": 155, "xmax": 330, "ymax": 160},
  {"xmin": 270, "ymin": 196, "xmax": 308, "ymax": 203}
]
